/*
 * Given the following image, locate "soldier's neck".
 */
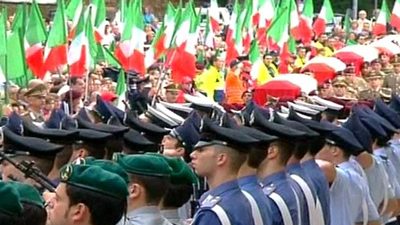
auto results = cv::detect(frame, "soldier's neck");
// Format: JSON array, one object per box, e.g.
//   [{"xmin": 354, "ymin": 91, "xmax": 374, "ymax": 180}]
[
  {"xmin": 207, "ymin": 172, "xmax": 238, "ymax": 190},
  {"xmin": 237, "ymin": 164, "xmax": 256, "ymax": 178},
  {"xmin": 257, "ymin": 161, "xmax": 285, "ymax": 180},
  {"xmin": 301, "ymin": 152, "xmax": 314, "ymax": 163}
]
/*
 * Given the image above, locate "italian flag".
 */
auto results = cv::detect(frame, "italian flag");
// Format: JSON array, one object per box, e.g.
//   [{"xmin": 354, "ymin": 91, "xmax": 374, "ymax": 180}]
[
  {"xmin": 298, "ymin": 0, "xmax": 314, "ymax": 44},
  {"xmin": 313, "ymin": 0, "xmax": 334, "ymax": 37},
  {"xmin": 391, "ymin": 0, "xmax": 400, "ymax": 31},
  {"xmin": 209, "ymin": 0, "xmax": 220, "ymax": 33},
  {"xmin": 68, "ymin": 7, "xmax": 97, "ymax": 77},
  {"xmin": 373, "ymin": 0, "xmax": 390, "ymax": 36},
  {"xmin": 289, "ymin": 0, "xmax": 301, "ymax": 40},
  {"xmin": 267, "ymin": 3, "xmax": 290, "ymax": 52},
  {"xmin": 144, "ymin": 23, "xmax": 166, "ymax": 68},
  {"xmin": 65, "ymin": 0, "xmax": 83, "ymax": 39},
  {"xmin": 91, "ymin": 0, "xmax": 107, "ymax": 43},
  {"xmin": 114, "ymin": 0, "xmax": 146, "ymax": 75},
  {"xmin": 171, "ymin": 1, "xmax": 197, "ymax": 82},
  {"xmin": 204, "ymin": 16, "xmax": 215, "ymax": 49},
  {"xmin": 44, "ymin": 0, "xmax": 68, "ymax": 73},
  {"xmin": 115, "ymin": 68, "xmax": 126, "ymax": 110},
  {"xmin": 226, "ymin": 0, "xmax": 242, "ymax": 65},
  {"xmin": 242, "ymin": 1, "xmax": 254, "ymax": 55},
  {"xmin": 257, "ymin": 0, "xmax": 275, "ymax": 49},
  {"xmin": 25, "ymin": 0, "xmax": 47, "ymax": 79},
  {"xmin": 249, "ymin": 40, "xmax": 262, "ymax": 81}
]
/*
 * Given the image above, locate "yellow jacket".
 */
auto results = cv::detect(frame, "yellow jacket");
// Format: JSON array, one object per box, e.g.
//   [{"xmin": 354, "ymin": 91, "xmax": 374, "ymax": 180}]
[
  {"xmin": 257, "ymin": 63, "xmax": 279, "ymax": 86},
  {"xmin": 195, "ymin": 66, "xmax": 225, "ymax": 100}
]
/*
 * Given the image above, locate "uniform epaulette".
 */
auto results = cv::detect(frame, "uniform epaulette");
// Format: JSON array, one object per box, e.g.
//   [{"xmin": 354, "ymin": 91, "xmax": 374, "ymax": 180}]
[
  {"xmin": 262, "ymin": 184, "xmax": 276, "ymax": 196},
  {"xmin": 201, "ymin": 195, "xmax": 221, "ymax": 208}
]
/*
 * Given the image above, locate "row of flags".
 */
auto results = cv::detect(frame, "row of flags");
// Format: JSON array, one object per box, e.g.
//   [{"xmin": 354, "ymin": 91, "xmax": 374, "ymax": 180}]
[{"xmin": 1, "ymin": 0, "xmax": 400, "ymax": 87}]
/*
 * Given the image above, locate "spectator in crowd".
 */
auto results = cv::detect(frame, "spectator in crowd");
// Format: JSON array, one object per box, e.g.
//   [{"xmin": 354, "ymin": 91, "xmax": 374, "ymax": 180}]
[
  {"xmin": 358, "ymin": 10, "xmax": 371, "ymax": 30},
  {"xmin": 144, "ymin": 6, "xmax": 156, "ymax": 24}
]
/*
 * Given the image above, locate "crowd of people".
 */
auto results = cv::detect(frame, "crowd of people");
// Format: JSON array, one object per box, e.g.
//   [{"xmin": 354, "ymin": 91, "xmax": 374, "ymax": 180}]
[{"xmin": 2, "ymin": 2, "xmax": 400, "ymax": 225}]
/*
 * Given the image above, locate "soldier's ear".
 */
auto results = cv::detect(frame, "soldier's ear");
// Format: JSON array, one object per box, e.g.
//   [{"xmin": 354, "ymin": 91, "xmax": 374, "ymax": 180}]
[{"xmin": 128, "ymin": 183, "xmax": 141, "ymax": 199}]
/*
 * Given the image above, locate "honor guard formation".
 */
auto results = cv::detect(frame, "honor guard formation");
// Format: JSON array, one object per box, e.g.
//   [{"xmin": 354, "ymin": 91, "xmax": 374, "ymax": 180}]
[{"xmin": 3, "ymin": 0, "xmax": 400, "ymax": 225}]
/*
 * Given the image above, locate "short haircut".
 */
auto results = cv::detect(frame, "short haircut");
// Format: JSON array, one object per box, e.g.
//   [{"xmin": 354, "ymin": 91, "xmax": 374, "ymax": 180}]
[
  {"xmin": 214, "ymin": 145, "xmax": 246, "ymax": 172},
  {"xmin": 66, "ymin": 184, "xmax": 127, "ymax": 225},
  {"xmin": 327, "ymin": 143, "xmax": 351, "ymax": 159},
  {"xmin": 274, "ymin": 140, "xmax": 293, "ymax": 165},
  {"xmin": 308, "ymin": 136, "xmax": 327, "ymax": 156},
  {"xmin": 162, "ymin": 183, "xmax": 193, "ymax": 208},
  {"xmin": 376, "ymin": 136, "xmax": 391, "ymax": 148},
  {"xmin": 21, "ymin": 203, "xmax": 47, "ymax": 225},
  {"xmin": 293, "ymin": 140, "xmax": 310, "ymax": 159},
  {"xmin": 247, "ymin": 144, "xmax": 269, "ymax": 169},
  {"xmin": 129, "ymin": 174, "xmax": 170, "ymax": 205},
  {"xmin": 53, "ymin": 145, "xmax": 73, "ymax": 170}
]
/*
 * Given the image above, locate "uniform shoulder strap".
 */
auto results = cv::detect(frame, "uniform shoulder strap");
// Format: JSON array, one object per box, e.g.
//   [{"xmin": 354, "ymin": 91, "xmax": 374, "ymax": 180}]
[
  {"xmin": 268, "ymin": 192, "xmax": 294, "ymax": 225},
  {"xmin": 210, "ymin": 204, "xmax": 232, "ymax": 225},
  {"xmin": 241, "ymin": 190, "xmax": 264, "ymax": 225}
]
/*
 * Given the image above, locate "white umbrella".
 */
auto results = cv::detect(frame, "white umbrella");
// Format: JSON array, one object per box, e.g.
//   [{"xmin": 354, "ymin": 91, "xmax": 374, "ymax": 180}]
[
  {"xmin": 274, "ymin": 74, "xmax": 318, "ymax": 95},
  {"xmin": 370, "ymin": 39, "xmax": 400, "ymax": 55},
  {"xmin": 302, "ymin": 56, "xmax": 346, "ymax": 73},
  {"xmin": 334, "ymin": 45, "xmax": 379, "ymax": 62}
]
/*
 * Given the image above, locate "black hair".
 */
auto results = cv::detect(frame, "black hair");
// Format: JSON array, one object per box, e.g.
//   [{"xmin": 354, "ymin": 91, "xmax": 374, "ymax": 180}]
[
  {"xmin": 308, "ymin": 136, "xmax": 327, "ymax": 156},
  {"xmin": 275, "ymin": 140, "xmax": 294, "ymax": 165},
  {"xmin": 294, "ymin": 140, "xmax": 310, "ymax": 159},
  {"xmin": 247, "ymin": 144, "xmax": 269, "ymax": 168},
  {"xmin": 162, "ymin": 183, "xmax": 193, "ymax": 208},
  {"xmin": 129, "ymin": 174, "xmax": 170, "ymax": 205},
  {"xmin": 21, "ymin": 203, "xmax": 47, "ymax": 225},
  {"xmin": 66, "ymin": 185, "xmax": 127, "ymax": 225},
  {"xmin": 0, "ymin": 212, "xmax": 24, "ymax": 225}
]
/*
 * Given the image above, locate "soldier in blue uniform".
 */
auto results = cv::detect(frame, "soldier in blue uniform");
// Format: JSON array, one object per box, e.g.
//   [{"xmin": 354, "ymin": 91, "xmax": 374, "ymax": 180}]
[
  {"xmin": 251, "ymin": 107, "xmax": 305, "ymax": 225},
  {"xmin": 273, "ymin": 112, "xmax": 325, "ymax": 225},
  {"xmin": 316, "ymin": 126, "xmax": 380, "ymax": 225},
  {"xmin": 221, "ymin": 114, "xmax": 278, "ymax": 225},
  {"xmin": 288, "ymin": 108, "xmax": 335, "ymax": 225},
  {"xmin": 190, "ymin": 117, "xmax": 258, "ymax": 225},
  {"xmin": 343, "ymin": 110, "xmax": 394, "ymax": 224}
]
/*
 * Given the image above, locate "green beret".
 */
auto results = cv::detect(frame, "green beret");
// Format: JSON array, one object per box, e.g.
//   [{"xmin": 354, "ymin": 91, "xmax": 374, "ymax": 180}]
[
  {"xmin": 0, "ymin": 182, "xmax": 23, "ymax": 216},
  {"xmin": 161, "ymin": 156, "xmax": 198, "ymax": 185},
  {"xmin": 12, "ymin": 182, "xmax": 44, "ymax": 208},
  {"xmin": 81, "ymin": 157, "xmax": 130, "ymax": 184},
  {"xmin": 113, "ymin": 153, "xmax": 172, "ymax": 177},
  {"xmin": 60, "ymin": 164, "xmax": 128, "ymax": 199}
]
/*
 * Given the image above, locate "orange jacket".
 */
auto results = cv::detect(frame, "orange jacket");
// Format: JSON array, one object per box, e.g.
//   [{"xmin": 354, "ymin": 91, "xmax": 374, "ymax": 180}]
[{"xmin": 225, "ymin": 70, "xmax": 245, "ymax": 104}]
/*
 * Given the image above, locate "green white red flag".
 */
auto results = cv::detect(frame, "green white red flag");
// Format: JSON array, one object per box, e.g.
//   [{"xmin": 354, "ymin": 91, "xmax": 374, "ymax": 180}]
[
  {"xmin": 313, "ymin": 0, "xmax": 334, "ymax": 37},
  {"xmin": 298, "ymin": 0, "xmax": 313, "ymax": 44},
  {"xmin": 373, "ymin": 0, "xmax": 390, "ymax": 36},
  {"xmin": 391, "ymin": 0, "xmax": 400, "ymax": 31},
  {"xmin": 25, "ymin": 0, "xmax": 47, "ymax": 78},
  {"xmin": 44, "ymin": 0, "xmax": 68, "ymax": 73},
  {"xmin": 114, "ymin": 0, "xmax": 146, "ymax": 75}
]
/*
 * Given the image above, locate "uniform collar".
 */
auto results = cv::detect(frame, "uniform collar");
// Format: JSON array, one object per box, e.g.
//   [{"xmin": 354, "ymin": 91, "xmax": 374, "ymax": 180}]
[
  {"xmin": 301, "ymin": 159, "xmax": 318, "ymax": 167},
  {"xmin": 126, "ymin": 206, "xmax": 162, "ymax": 218},
  {"xmin": 286, "ymin": 162, "xmax": 302, "ymax": 173},
  {"xmin": 374, "ymin": 147, "xmax": 387, "ymax": 156},
  {"xmin": 261, "ymin": 170, "xmax": 286, "ymax": 187},
  {"xmin": 207, "ymin": 179, "xmax": 240, "ymax": 197},
  {"xmin": 237, "ymin": 175, "xmax": 258, "ymax": 187},
  {"xmin": 337, "ymin": 160, "xmax": 353, "ymax": 170}
]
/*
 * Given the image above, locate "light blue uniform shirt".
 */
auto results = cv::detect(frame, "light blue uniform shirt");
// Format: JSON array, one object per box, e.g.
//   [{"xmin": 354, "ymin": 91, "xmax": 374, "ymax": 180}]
[
  {"xmin": 261, "ymin": 171, "xmax": 300, "ymax": 225},
  {"xmin": 193, "ymin": 180, "xmax": 255, "ymax": 225},
  {"xmin": 302, "ymin": 159, "xmax": 331, "ymax": 225},
  {"xmin": 338, "ymin": 161, "xmax": 380, "ymax": 223},
  {"xmin": 329, "ymin": 167, "xmax": 354, "ymax": 225},
  {"xmin": 238, "ymin": 175, "xmax": 273, "ymax": 225}
]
